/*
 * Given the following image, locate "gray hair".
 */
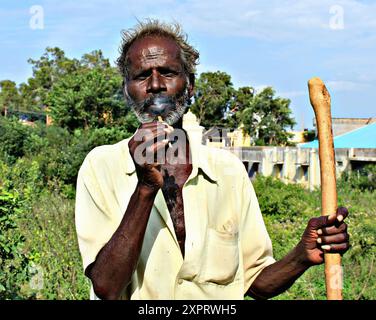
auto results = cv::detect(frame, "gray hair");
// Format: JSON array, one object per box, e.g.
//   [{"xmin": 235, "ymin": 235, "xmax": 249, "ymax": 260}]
[{"xmin": 116, "ymin": 19, "xmax": 199, "ymax": 80}]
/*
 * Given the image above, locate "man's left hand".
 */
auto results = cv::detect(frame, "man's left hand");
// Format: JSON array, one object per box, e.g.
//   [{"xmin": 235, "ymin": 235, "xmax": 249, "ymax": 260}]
[{"xmin": 297, "ymin": 207, "xmax": 350, "ymax": 266}]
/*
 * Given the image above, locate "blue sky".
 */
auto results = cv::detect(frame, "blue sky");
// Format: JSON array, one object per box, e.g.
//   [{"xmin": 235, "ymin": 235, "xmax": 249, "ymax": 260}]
[{"xmin": 1, "ymin": 0, "xmax": 375, "ymax": 129}]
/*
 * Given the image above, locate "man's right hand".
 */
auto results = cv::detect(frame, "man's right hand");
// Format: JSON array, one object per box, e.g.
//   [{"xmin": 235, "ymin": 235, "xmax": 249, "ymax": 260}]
[{"xmin": 128, "ymin": 122, "xmax": 173, "ymax": 192}]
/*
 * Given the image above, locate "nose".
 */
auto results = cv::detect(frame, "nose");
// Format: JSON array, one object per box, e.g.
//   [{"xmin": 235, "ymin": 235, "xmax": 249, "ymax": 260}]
[{"xmin": 146, "ymin": 69, "xmax": 167, "ymax": 94}]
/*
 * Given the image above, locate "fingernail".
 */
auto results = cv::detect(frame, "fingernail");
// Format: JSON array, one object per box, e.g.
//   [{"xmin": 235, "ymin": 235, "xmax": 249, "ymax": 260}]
[
  {"xmin": 321, "ymin": 245, "xmax": 331, "ymax": 251},
  {"xmin": 337, "ymin": 215, "xmax": 343, "ymax": 222},
  {"xmin": 317, "ymin": 238, "xmax": 322, "ymax": 244},
  {"xmin": 317, "ymin": 229, "xmax": 323, "ymax": 235}
]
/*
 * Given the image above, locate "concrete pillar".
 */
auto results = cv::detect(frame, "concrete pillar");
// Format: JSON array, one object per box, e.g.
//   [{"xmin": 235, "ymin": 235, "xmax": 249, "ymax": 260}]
[
  {"xmin": 261, "ymin": 148, "xmax": 274, "ymax": 176},
  {"xmin": 282, "ymin": 147, "xmax": 291, "ymax": 182},
  {"xmin": 309, "ymin": 148, "xmax": 320, "ymax": 191}
]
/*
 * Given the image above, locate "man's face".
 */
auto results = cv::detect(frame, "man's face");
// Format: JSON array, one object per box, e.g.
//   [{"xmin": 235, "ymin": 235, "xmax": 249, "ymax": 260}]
[{"xmin": 124, "ymin": 36, "xmax": 193, "ymax": 125}]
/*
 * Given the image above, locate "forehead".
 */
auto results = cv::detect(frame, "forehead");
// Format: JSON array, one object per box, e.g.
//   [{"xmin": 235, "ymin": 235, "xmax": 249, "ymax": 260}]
[{"xmin": 127, "ymin": 36, "xmax": 182, "ymax": 70}]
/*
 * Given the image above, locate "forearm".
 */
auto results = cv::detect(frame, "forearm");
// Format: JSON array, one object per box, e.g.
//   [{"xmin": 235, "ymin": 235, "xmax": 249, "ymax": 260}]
[
  {"xmin": 88, "ymin": 183, "xmax": 157, "ymax": 300},
  {"xmin": 246, "ymin": 242, "xmax": 311, "ymax": 299}
]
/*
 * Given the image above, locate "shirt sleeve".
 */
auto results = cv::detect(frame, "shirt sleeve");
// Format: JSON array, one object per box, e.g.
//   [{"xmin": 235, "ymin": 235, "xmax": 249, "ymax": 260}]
[
  {"xmin": 74, "ymin": 153, "xmax": 117, "ymax": 272},
  {"xmin": 240, "ymin": 171, "xmax": 276, "ymax": 294}
]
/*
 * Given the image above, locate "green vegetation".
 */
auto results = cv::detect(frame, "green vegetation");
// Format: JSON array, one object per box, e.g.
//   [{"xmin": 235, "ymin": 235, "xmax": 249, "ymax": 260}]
[
  {"xmin": 253, "ymin": 175, "xmax": 376, "ymax": 300},
  {"xmin": 191, "ymin": 71, "xmax": 235, "ymax": 128},
  {"xmin": 0, "ymin": 117, "xmax": 136, "ymax": 299}
]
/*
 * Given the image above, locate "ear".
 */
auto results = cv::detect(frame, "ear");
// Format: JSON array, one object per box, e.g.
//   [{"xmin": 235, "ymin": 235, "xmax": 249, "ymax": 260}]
[{"xmin": 188, "ymin": 73, "xmax": 195, "ymax": 98}]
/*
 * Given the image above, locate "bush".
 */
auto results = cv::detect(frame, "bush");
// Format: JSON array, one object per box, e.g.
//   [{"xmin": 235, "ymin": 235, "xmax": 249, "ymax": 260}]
[
  {"xmin": 0, "ymin": 188, "xmax": 30, "ymax": 299},
  {"xmin": 1, "ymin": 117, "xmax": 135, "ymax": 188},
  {"xmin": 0, "ymin": 117, "xmax": 32, "ymax": 164},
  {"xmin": 252, "ymin": 175, "xmax": 319, "ymax": 220},
  {"xmin": 252, "ymin": 174, "xmax": 376, "ymax": 300},
  {"xmin": 339, "ymin": 164, "xmax": 376, "ymax": 192},
  {"xmin": 55, "ymin": 126, "xmax": 132, "ymax": 186}
]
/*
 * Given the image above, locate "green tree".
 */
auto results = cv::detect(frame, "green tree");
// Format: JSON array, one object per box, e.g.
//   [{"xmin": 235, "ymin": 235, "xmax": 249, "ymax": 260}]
[
  {"xmin": 0, "ymin": 80, "xmax": 20, "ymax": 113},
  {"xmin": 80, "ymin": 49, "xmax": 110, "ymax": 69},
  {"xmin": 238, "ymin": 87, "xmax": 296, "ymax": 146},
  {"xmin": 47, "ymin": 66, "xmax": 125, "ymax": 131},
  {"xmin": 0, "ymin": 117, "xmax": 32, "ymax": 163},
  {"xmin": 191, "ymin": 71, "xmax": 235, "ymax": 128},
  {"xmin": 11, "ymin": 47, "xmax": 81, "ymax": 112},
  {"xmin": 227, "ymin": 86, "xmax": 255, "ymax": 128}
]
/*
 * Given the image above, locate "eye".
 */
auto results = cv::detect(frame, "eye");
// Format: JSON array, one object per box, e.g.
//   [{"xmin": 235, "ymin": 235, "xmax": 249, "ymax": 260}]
[
  {"xmin": 162, "ymin": 73, "xmax": 175, "ymax": 78},
  {"xmin": 134, "ymin": 71, "xmax": 151, "ymax": 81},
  {"xmin": 159, "ymin": 67, "xmax": 180, "ymax": 78}
]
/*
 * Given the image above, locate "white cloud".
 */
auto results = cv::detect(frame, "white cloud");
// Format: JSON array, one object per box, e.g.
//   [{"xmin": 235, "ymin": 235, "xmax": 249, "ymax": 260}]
[
  {"xmin": 326, "ymin": 80, "xmax": 372, "ymax": 92},
  {"xmin": 138, "ymin": 0, "xmax": 376, "ymax": 45}
]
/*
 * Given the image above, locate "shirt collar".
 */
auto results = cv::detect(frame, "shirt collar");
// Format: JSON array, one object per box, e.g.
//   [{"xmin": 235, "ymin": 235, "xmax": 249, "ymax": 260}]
[
  {"xmin": 122, "ymin": 125, "xmax": 218, "ymax": 183},
  {"xmin": 186, "ymin": 128, "xmax": 218, "ymax": 183}
]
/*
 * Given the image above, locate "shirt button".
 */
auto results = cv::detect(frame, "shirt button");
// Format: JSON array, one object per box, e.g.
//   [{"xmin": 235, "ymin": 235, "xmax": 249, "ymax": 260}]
[{"xmin": 178, "ymin": 279, "xmax": 183, "ymax": 285}]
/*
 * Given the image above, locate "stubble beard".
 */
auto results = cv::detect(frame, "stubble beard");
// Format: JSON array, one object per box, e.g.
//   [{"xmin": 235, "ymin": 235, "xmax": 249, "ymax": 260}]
[{"xmin": 125, "ymin": 87, "xmax": 190, "ymax": 126}]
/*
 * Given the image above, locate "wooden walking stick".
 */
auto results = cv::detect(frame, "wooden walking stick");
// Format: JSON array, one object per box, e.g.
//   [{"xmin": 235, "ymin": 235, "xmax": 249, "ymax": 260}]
[{"xmin": 308, "ymin": 77, "xmax": 343, "ymax": 300}]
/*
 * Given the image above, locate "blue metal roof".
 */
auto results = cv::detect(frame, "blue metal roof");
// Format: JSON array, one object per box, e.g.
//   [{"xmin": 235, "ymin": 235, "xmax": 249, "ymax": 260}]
[{"xmin": 299, "ymin": 122, "xmax": 376, "ymax": 148}]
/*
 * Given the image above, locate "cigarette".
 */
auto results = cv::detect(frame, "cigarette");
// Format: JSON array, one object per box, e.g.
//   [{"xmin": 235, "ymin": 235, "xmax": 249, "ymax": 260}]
[{"xmin": 157, "ymin": 116, "xmax": 172, "ymax": 148}]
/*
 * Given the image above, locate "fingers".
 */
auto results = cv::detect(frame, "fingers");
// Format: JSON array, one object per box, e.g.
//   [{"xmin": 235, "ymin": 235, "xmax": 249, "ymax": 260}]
[
  {"xmin": 320, "ymin": 242, "xmax": 350, "ymax": 253},
  {"xmin": 139, "ymin": 121, "xmax": 173, "ymax": 134},
  {"xmin": 135, "ymin": 123, "xmax": 173, "ymax": 140},
  {"xmin": 336, "ymin": 207, "xmax": 349, "ymax": 222},
  {"xmin": 131, "ymin": 122, "xmax": 174, "ymax": 151},
  {"xmin": 317, "ymin": 223, "xmax": 347, "ymax": 236},
  {"xmin": 316, "ymin": 217, "xmax": 350, "ymax": 254},
  {"xmin": 308, "ymin": 207, "xmax": 349, "ymax": 230},
  {"xmin": 308, "ymin": 214, "xmax": 335, "ymax": 230},
  {"xmin": 145, "ymin": 139, "xmax": 170, "ymax": 155},
  {"xmin": 317, "ymin": 233, "xmax": 349, "ymax": 245},
  {"xmin": 130, "ymin": 122, "xmax": 174, "ymax": 166}
]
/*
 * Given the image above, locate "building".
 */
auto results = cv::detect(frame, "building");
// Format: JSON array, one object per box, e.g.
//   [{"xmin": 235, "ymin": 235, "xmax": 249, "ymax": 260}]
[
  {"xmin": 314, "ymin": 117, "xmax": 376, "ymax": 137},
  {"xmin": 183, "ymin": 111, "xmax": 376, "ymax": 190}
]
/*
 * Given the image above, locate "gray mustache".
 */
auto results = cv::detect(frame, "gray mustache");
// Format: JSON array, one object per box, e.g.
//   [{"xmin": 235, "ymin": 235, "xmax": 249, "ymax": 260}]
[{"xmin": 143, "ymin": 94, "xmax": 176, "ymax": 108}]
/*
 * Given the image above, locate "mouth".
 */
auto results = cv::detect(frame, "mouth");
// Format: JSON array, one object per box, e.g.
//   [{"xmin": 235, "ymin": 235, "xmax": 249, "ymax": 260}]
[
  {"xmin": 147, "ymin": 103, "xmax": 169, "ymax": 116},
  {"xmin": 128, "ymin": 89, "xmax": 189, "ymax": 125},
  {"xmin": 144, "ymin": 95, "xmax": 176, "ymax": 117}
]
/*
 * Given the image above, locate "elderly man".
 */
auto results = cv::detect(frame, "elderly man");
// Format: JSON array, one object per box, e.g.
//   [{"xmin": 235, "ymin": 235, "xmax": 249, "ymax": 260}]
[{"xmin": 75, "ymin": 20, "xmax": 350, "ymax": 300}]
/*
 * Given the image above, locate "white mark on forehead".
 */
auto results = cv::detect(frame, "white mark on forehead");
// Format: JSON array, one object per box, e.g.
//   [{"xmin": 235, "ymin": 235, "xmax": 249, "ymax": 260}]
[{"xmin": 141, "ymin": 46, "xmax": 167, "ymax": 66}]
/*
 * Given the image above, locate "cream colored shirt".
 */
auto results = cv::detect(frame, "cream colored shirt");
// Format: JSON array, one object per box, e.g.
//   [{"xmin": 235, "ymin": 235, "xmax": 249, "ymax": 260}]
[{"xmin": 75, "ymin": 129, "xmax": 275, "ymax": 300}]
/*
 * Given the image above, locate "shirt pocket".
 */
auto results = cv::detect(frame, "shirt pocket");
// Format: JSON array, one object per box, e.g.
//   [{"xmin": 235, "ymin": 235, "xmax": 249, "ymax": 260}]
[{"xmin": 200, "ymin": 228, "xmax": 239, "ymax": 285}]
